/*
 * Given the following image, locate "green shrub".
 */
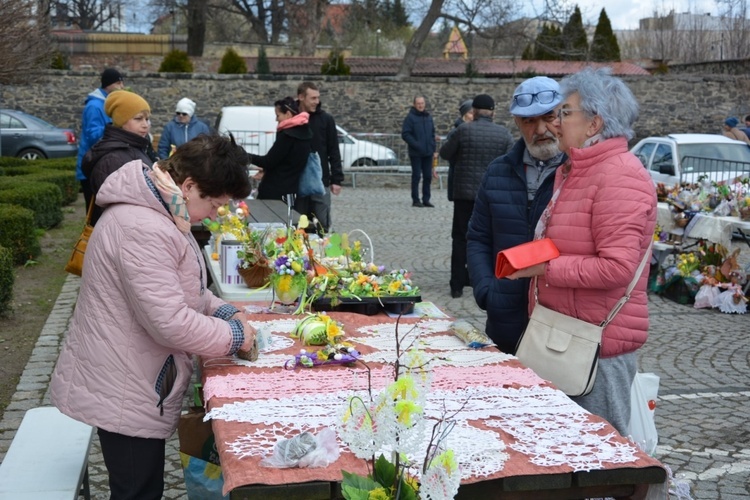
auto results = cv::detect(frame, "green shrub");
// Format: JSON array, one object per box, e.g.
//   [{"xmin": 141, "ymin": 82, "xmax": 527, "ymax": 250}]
[
  {"xmin": 34, "ymin": 158, "xmax": 77, "ymax": 172},
  {"xmin": 218, "ymin": 48, "xmax": 247, "ymax": 74},
  {"xmin": 0, "ymin": 179, "xmax": 63, "ymax": 228},
  {"xmin": 0, "ymin": 157, "xmax": 29, "ymax": 168},
  {"xmin": 256, "ymin": 46, "xmax": 271, "ymax": 75},
  {"xmin": 0, "ymin": 204, "xmax": 41, "ymax": 265},
  {"xmin": 321, "ymin": 51, "xmax": 350, "ymax": 76},
  {"xmin": 1, "ymin": 167, "xmax": 77, "ymax": 205},
  {"xmin": 50, "ymin": 50, "xmax": 70, "ymax": 70},
  {"xmin": 159, "ymin": 49, "xmax": 194, "ymax": 73},
  {"xmin": 0, "ymin": 167, "xmax": 4, "ymax": 177},
  {"xmin": 0, "ymin": 245, "xmax": 14, "ymax": 317}
]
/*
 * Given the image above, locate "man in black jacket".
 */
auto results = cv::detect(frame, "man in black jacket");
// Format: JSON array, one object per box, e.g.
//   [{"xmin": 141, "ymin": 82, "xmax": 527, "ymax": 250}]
[
  {"xmin": 466, "ymin": 77, "xmax": 566, "ymax": 353},
  {"xmin": 440, "ymin": 94, "xmax": 513, "ymax": 298},
  {"xmin": 401, "ymin": 96, "xmax": 437, "ymax": 208},
  {"xmin": 296, "ymin": 82, "xmax": 344, "ymax": 233}
]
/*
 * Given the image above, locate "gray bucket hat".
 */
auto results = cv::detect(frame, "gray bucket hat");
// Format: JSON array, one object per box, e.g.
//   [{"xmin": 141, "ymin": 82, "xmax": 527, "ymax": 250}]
[{"xmin": 510, "ymin": 76, "xmax": 562, "ymax": 117}]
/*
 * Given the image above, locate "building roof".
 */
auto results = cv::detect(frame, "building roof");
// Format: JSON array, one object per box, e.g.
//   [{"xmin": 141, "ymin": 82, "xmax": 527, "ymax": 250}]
[{"xmin": 246, "ymin": 57, "xmax": 651, "ymax": 77}]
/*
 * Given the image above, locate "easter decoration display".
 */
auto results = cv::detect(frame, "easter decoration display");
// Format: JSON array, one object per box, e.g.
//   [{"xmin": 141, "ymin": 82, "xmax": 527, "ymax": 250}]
[{"xmin": 285, "ymin": 312, "xmax": 361, "ymax": 369}]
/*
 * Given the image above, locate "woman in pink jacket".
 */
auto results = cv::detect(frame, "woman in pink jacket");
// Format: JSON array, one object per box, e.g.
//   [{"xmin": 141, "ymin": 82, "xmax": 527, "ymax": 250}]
[
  {"xmin": 51, "ymin": 135, "xmax": 256, "ymax": 499},
  {"xmin": 509, "ymin": 67, "xmax": 657, "ymax": 435}
]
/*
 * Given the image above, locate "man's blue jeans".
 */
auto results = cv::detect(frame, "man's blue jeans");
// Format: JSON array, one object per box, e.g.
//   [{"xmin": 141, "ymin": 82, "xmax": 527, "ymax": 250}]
[{"xmin": 410, "ymin": 155, "xmax": 433, "ymax": 203}]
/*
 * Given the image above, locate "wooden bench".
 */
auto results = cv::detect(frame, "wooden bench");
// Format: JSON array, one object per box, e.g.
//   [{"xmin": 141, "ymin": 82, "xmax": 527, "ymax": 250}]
[
  {"xmin": 348, "ymin": 165, "xmax": 448, "ymax": 189},
  {"xmin": 0, "ymin": 407, "xmax": 94, "ymax": 499}
]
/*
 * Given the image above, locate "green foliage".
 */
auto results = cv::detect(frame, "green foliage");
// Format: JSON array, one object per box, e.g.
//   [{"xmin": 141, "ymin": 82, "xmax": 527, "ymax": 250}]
[
  {"xmin": 49, "ymin": 50, "xmax": 70, "ymax": 70},
  {"xmin": 340, "ymin": 455, "xmax": 419, "ymax": 500},
  {"xmin": 321, "ymin": 51, "xmax": 351, "ymax": 76},
  {"xmin": 387, "ymin": 0, "xmax": 409, "ymax": 28},
  {"xmin": 2, "ymin": 166, "xmax": 78, "ymax": 205},
  {"xmin": 158, "ymin": 49, "xmax": 194, "ymax": 73},
  {"xmin": 590, "ymin": 8, "xmax": 621, "ymax": 62},
  {"xmin": 0, "ymin": 157, "xmax": 29, "ymax": 168},
  {"xmin": 0, "ymin": 178, "xmax": 63, "ymax": 228},
  {"xmin": 521, "ymin": 43, "xmax": 534, "ymax": 60},
  {"xmin": 0, "ymin": 204, "xmax": 41, "ymax": 265},
  {"xmin": 534, "ymin": 24, "xmax": 563, "ymax": 60},
  {"xmin": 218, "ymin": 47, "xmax": 247, "ymax": 74},
  {"xmin": 256, "ymin": 46, "xmax": 271, "ymax": 75},
  {"xmin": 561, "ymin": 6, "xmax": 588, "ymax": 61},
  {"xmin": 0, "ymin": 245, "xmax": 14, "ymax": 317}
]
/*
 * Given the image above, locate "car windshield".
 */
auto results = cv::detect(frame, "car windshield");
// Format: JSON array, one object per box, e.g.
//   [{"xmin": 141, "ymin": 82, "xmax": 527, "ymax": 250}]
[
  {"xmin": 17, "ymin": 112, "xmax": 56, "ymax": 130},
  {"xmin": 679, "ymin": 143, "xmax": 750, "ymax": 173}
]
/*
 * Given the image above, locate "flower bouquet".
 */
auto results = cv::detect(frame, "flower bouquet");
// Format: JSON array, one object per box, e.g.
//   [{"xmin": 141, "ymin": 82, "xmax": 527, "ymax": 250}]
[
  {"xmin": 266, "ymin": 218, "xmax": 316, "ymax": 306},
  {"xmin": 236, "ymin": 228, "xmax": 274, "ymax": 288}
]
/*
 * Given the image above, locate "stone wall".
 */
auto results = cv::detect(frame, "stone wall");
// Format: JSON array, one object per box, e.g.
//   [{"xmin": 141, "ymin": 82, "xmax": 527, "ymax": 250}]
[{"xmin": 2, "ymin": 71, "xmax": 750, "ymax": 143}]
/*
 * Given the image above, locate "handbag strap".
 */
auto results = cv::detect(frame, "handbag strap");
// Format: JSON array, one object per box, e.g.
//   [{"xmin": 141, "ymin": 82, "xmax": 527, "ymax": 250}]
[
  {"xmin": 533, "ymin": 240, "xmax": 654, "ymax": 327},
  {"xmin": 84, "ymin": 195, "xmax": 96, "ymax": 225}
]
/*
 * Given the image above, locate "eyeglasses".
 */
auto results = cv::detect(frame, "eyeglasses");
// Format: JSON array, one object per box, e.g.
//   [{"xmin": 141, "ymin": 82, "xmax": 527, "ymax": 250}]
[
  {"xmin": 556, "ymin": 108, "xmax": 585, "ymax": 120},
  {"xmin": 513, "ymin": 90, "xmax": 560, "ymax": 108},
  {"xmin": 176, "ymin": 112, "xmax": 188, "ymax": 116}
]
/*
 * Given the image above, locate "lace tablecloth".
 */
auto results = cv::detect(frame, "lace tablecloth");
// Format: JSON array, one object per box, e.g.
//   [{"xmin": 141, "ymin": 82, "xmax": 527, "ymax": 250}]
[
  {"xmin": 201, "ymin": 310, "xmax": 666, "ymax": 496},
  {"xmin": 657, "ymin": 202, "xmax": 750, "ymax": 248}
]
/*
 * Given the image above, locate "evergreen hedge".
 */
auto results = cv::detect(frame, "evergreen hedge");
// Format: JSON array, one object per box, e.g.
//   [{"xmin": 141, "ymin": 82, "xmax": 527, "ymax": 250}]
[
  {"xmin": 159, "ymin": 50, "xmax": 194, "ymax": 73},
  {"xmin": 0, "ymin": 246, "xmax": 16, "ymax": 317},
  {"xmin": 0, "ymin": 204, "xmax": 41, "ymax": 265},
  {"xmin": 218, "ymin": 48, "xmax": 247, "ymax": 74},
  {"xmin": 0, "ymin": 245, "xmax": 14, "ymax": 317},
  {"xmin": 2, "ymin": 166, "xmax": 78, "ymax": 205},
  {"xmin": 0, "ymin": 178, "xmax": 63, "ymax": 228}
]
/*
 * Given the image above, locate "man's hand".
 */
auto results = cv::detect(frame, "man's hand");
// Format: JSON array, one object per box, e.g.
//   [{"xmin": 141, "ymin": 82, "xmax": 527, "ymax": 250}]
[{"xmin": 330, "ymin": 184, "xmax": 342, "ymax": 195}]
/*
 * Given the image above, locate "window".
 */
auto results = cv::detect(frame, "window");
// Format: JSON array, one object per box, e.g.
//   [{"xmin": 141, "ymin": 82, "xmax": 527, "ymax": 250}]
[
  {"xmin": 632, "ymin": 142, "xmax": 655, "ymax": 168},
  {"xmin": 651, "ymin": 144, "xmax": 674, "ymax": 174}
]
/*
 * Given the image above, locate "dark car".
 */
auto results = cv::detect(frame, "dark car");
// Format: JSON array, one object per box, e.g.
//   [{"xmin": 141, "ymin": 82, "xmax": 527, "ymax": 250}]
[{"xmin": 0, "ymin": 109, "xmax": 77, "ymax": 160}]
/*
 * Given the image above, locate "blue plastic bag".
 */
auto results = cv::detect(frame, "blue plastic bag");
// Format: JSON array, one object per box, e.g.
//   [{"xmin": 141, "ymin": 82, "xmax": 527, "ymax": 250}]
[
  {"xmin": 298, "ymin": 151, "xmax": 325, "ymax": 197},
  {"xmin": 180, "ymin": 452, "xmax": 228, "ymax": 500}
]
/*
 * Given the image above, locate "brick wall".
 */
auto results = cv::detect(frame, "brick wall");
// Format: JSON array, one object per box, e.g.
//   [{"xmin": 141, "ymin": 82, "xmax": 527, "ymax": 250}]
[{"xmin": 2, "ymin": 70, "xmax": 750, "ymax": 143}]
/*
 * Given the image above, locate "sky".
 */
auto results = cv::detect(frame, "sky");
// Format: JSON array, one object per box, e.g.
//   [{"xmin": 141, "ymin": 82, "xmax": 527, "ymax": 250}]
[{"xmin": 545, "ymin": 0, "xmax": 721, "ymax": 30}]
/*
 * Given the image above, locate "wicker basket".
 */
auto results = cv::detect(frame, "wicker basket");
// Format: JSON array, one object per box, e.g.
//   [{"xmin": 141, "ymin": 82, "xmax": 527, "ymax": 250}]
[
  {"xmin": 740, "ymin": 206, "xmax": 750, "ymax": 221},
  {"xmin": 237, "ymin": 264, "xmax": 272, "ymax": 288}
]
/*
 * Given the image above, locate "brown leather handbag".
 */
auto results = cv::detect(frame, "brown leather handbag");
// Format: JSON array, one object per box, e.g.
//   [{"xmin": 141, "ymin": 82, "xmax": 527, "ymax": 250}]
[{"xmin": 64, "ymin": 197, "xmax": 95, "ymax": 277}]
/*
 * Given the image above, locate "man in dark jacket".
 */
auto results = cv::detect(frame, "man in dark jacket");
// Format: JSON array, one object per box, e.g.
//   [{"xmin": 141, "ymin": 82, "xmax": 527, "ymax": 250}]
[
  {"xmin": 401, "ymin": 96, "xmax": 437, "ymax": 207},
  {"xmin": 296, "ymin": 82, "xmax": 344, "ymax": 233},
  {"xmin": 466, "ymin": 77, "xmax": 566, "ymax": 353},
  {"xmin": 440, "ymin": 94, "xmax": 513, "ymax": 298}
]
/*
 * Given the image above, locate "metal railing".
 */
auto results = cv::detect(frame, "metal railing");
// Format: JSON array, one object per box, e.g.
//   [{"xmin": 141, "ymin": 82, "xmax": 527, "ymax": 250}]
[{"xmin": 680, "ymin": 155, "xmax": 750, "ymax": 184}]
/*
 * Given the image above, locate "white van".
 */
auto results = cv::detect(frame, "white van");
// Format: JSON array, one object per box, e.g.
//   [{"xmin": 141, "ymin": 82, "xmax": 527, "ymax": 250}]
[{"xmin": 215, "ymin": 106, "xmax": 398, "ymax": 169}]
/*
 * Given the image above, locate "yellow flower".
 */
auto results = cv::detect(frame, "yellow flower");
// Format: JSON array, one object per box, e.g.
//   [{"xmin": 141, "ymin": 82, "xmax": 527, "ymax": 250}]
[
  {"xmin": 432, "ymin": 449, "xmax": 458, "ymax": 475},
  {"xmin": 291, "ymin": 261, "xmax": 303, "ymax": 273},
  {"xmin": 388, "ymin": 281, "xmax": 402, "ymax": 293},
  {"xmin": 368, "ymin": 487, "xmax": 390, "ymax": 500},
  {"xmin": 276, "ymin": 274, "xmax": 292, "ymax": 292},
  {"xmin": 388, "ymin": 375, "xmax": 418, "ymax": 401},
  {"xmin": 394, "ymin": 399, "xmax": 422, "ymax": 425},
  {"xmin": 326, "ymin": 321, "xmax": 342, "ymax": 343},
  {"xmin": 298, "ymin": 214, "xmax": 309, "ymax": 229}
]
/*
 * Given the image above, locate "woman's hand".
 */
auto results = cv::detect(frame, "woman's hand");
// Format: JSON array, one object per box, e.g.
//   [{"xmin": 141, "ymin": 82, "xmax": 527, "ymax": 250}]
[
  {"xmin": 236, "ymin": 315, "xmax": 258, "ymax": 361},
  {"xmin": 506, "ymin": 263, "xmax": 547, "ymax": 280},
  {"xmin": 252, "ymin": 168, "xmax": 264, "ymax": 180}
]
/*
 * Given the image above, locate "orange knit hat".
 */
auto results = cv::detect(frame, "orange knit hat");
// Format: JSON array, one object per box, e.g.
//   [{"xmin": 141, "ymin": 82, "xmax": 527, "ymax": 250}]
[{"xmin": 104, "ymin": 90, "xmax": 150, "ymax": 127}]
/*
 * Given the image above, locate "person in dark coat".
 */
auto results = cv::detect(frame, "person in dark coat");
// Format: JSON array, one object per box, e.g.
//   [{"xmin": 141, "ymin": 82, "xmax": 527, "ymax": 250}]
[
  {"xmin": 295, "ymin": 82, "xmax": 343, "ymax": 233},
  {"xmin": 445, "ymin": 99, "xmax": 474, "ymax": 202},
  {"xmin": 440, "ymin": 94, "xmax": 513, "ymax": 298},
  {"xmin": 466, "ymin": 77, "xmax": 566, "ymax": 353},
  {"xmin": 82, "ymin": 90, "xmax": 156, "ymax": 226},
  {"xmin": 249, "ymin": 97, "xmax": 313, "ymax": 204},
  {"xmin": 401, "ymin": 95, "xmax": 437, "ymax": 207}
]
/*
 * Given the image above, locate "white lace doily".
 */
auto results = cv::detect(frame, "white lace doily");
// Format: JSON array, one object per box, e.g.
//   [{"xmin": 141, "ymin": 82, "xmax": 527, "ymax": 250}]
[
  {"xmin": 362, "ymin": 348, "xmax": 513, "ymax": 367},
  {"xmin": 356, "ymin": 334, "xmax": 467, "ymax": 351},
  {"xmin": 487, "ymin": 412, "xmax": 640, "ymax": 471},
  {"xmin": 356, "ymin": 320, "xmax": 454, "ymax": 338}
]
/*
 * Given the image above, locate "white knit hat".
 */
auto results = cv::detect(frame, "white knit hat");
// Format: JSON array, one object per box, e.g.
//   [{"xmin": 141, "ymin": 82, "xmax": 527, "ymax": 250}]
[{"xmin": 175, "ymin": 97, "xmax": 196, "ymax": 117}]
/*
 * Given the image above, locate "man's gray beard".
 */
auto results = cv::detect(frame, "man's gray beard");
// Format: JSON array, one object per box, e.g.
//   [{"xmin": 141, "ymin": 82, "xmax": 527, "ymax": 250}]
[{"xmin": 526, "ymin": 138, "xmax": 561, "ymax": 161}]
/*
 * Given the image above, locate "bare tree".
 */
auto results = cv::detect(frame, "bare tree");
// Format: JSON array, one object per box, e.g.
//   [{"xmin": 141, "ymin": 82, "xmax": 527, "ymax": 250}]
[
  {"xmin": 396, "ymin": 0, "xmax": 445, "ymax": 77},
  {"xmin": 57, "ymin": 0, "xmax": 122, "ymax": 30},
  {"xmin": 0, "ymin": 1, "xmax": 53, "ymax": 84},
  {"xmin": 286, "ymin": 0, "xmax": 328, "ymax": 56},
  {"xmin": 186, "ymin": 0, "xmax": 207, "ymax": 56},
  {"xmin": 217, "ymin": 0, "xmax": 286, "ymax": 43}
]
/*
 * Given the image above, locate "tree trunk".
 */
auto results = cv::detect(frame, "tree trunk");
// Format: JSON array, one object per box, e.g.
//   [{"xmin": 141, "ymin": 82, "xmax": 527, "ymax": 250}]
[
  {"xmin": 292, "ymin": 0, "xmax": 327, "ymax": 57},
  {"xmin": 396, "ymin": 0, "xmax": 445, "ymax": 77},
  {"xmin": 186, "ymin": 0, "xmax": 207, "ymax": 57}
]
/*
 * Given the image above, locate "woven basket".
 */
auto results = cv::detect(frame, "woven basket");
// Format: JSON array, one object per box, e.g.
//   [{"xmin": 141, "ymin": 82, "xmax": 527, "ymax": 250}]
[
  {"xmin": 238, "ymin": 264, "xmax": 272, "ymax": 288},
  {"xmin": 740, "ymin": 206, "xmax": 750, "ymax": 221}
]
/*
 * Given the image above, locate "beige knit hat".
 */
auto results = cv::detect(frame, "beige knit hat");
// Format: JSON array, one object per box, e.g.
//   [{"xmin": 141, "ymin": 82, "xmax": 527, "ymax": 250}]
[{"xmin": 104, "ymin": 90, "xmax": 150, "ymax": 127}]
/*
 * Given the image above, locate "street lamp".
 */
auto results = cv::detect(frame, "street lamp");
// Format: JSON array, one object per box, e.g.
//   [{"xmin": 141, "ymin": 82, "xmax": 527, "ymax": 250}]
[{"xmin": 376, "ymin": 28, "xmax": 381, "ymax": 57}]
